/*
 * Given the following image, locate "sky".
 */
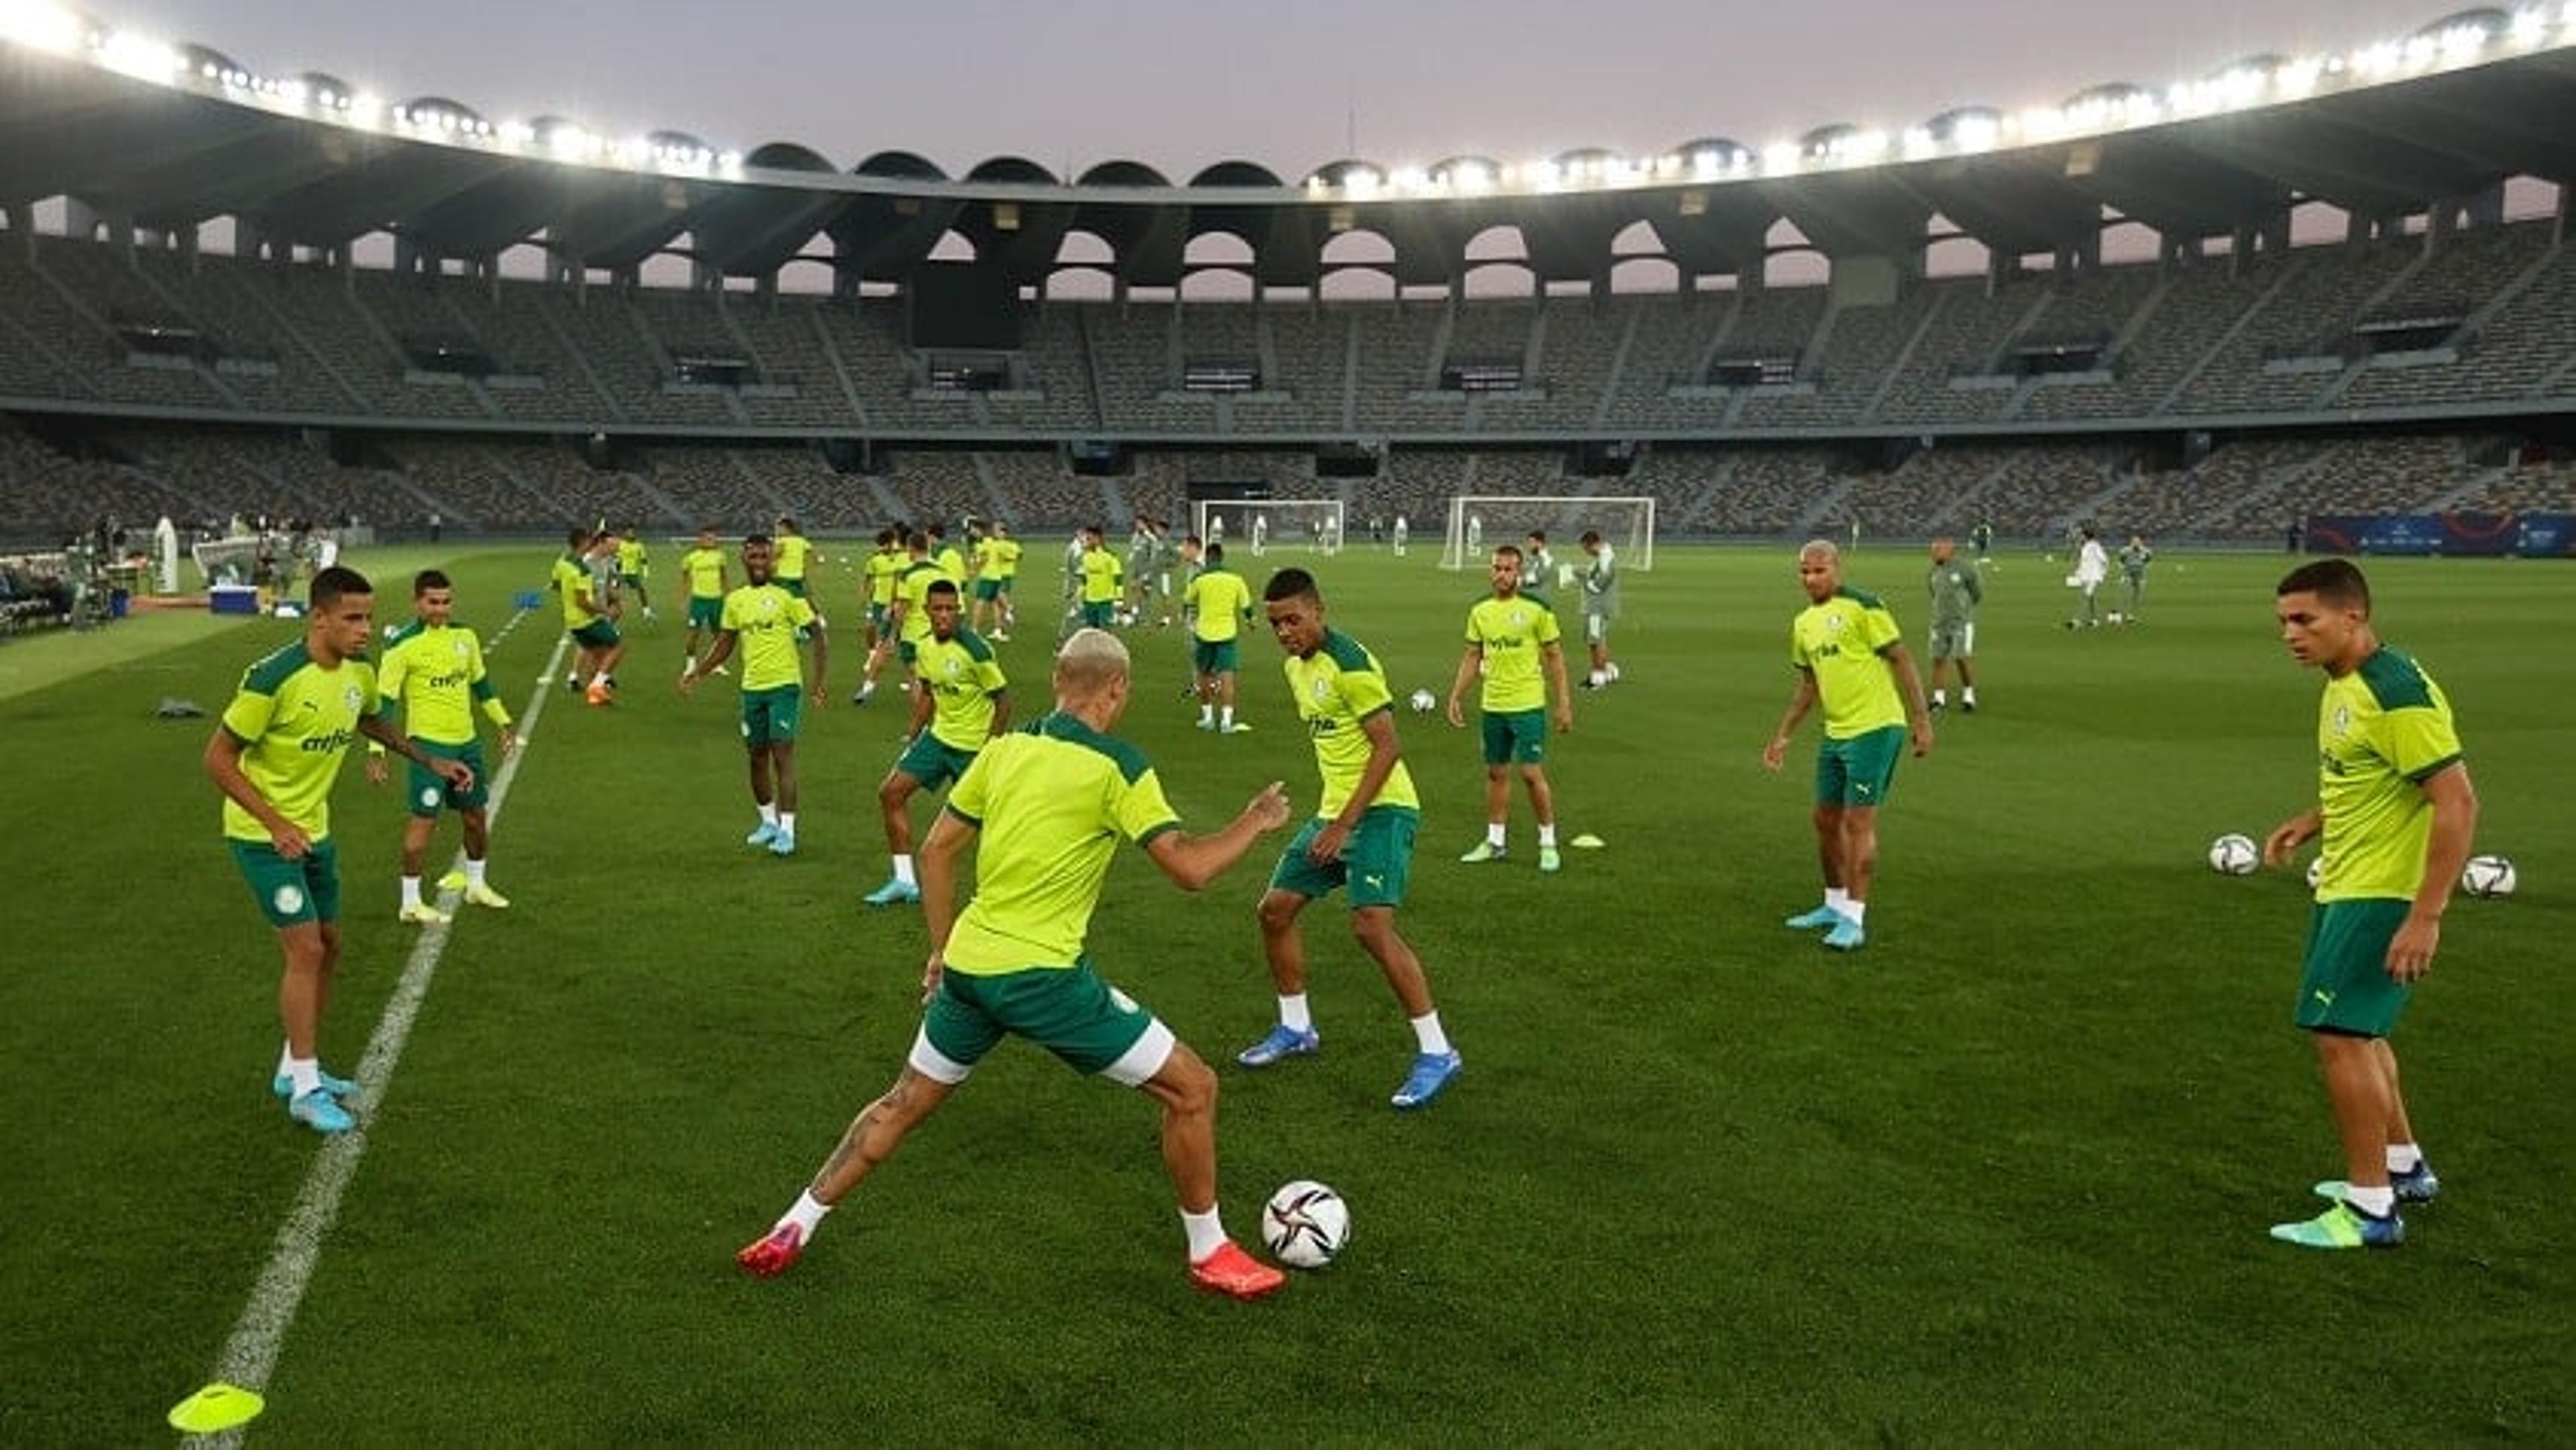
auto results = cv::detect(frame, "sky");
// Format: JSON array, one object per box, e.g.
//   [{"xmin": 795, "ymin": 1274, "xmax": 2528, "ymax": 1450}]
[{"xmin": 107, "ymin": 0, "xmax": 2470, "ymax": 180}]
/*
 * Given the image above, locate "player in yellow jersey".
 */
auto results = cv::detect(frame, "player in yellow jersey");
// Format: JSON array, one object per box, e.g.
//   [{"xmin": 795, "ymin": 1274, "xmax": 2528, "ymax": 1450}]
[
  {"xmin": 1182, "ymin": 541, "xmax": 1256, "ymax": 733},
  {"xmin": 1077, "ymin": 524, "xmax": 1123, "ymax": 629},
  {"xmin": 205, "ymin": 566, "xmax": 471, "ymax": 1135},
  {"xmin": 988, "ymin": 521, "xmax": 1023, "ymax": 637},
  {"xmin": 853, "ymin": 531, "xmax": 940, "ymax": 705},
  {"xmin": 551, "ymin": 527, "xmax": 627, "ymax": 706},
  {"xmin": 678, "ymin": 524, "xmax": 730, "ymax": 678},
  {"xmin": 682, "ymin": 534, "xmax": 828, "ymax": 857},
  {"xmin": 1240, "ymin": 568, "xmax": 1460, "ymax": 1109},
  {"xmin": 1761, "ymin": 539, "xmax": 1934, "ymax": 952},
  {"xmin": 1446, "ymin": 545, "xmax": 1574, "ymax": 872},
  {"xmin": 969, "ymin": 523, "xmax": 1014, "ymax": 641},
  {"xmin": 2257, "ymin": 559, "xmax": 2477, "ymax": 1251},
  {"xmin": 864, "ymin": 580, "xmax": 1009, "ymax": 907},
  {"xmin": 771, "ymin": 515, "xmax": 814, "ymax": 601},
  {"xmin": 862, "ymin": 527, "xmax": 904, "ymax": 660},
  {"xmin": 737, "ymin": 629, "xmax": 1297, "ymax": 1298},
  {"xmin": 367, "ymin": 569, "xmax": 519, "ymax": 923},
  {"xmin": 616, "ymin": 524, "xmax": 655, "ymax": 624}
]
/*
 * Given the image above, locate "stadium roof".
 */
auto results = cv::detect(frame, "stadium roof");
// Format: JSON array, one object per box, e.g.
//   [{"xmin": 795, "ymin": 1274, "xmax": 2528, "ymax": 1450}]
[{"xmin": 5, "ymin": 6, "xmax": 2576, "ymax": 289}]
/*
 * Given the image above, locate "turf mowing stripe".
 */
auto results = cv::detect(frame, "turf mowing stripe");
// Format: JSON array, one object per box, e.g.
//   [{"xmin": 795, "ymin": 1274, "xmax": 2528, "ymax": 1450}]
[{"xmin": 190, "ymin": 627, "xmax": 568, "ymax": 1445}]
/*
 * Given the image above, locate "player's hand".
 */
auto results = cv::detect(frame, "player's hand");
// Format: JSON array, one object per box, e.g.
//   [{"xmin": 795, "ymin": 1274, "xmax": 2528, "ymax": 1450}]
[
  {"xmin": 498, "ymin": 728, "xmax": 521, "ymax": 756},
  {"xmin": 270, "ymin": 823, "xmax": 313, "ymax": 860},
  {"xmin": 810, "ymin": 684, "xmax": 829, "ymax": 709},
  {"xmin": 920, "ymin": 954, "xmax": 945, "ymax": 1004},
  {"xmin": 1445, "ymin": 698, "xmax": 1466, "ymax": 729},
  {"xmin": 1306, "ymin": 820, "xmax": 1351, "ymax": 866},
  {"xmin": 364, "ymin": 754, "xmax": 390, "ymax": 786},
  {"xmin": 1761, "ymin": 736, "xmax": 1788, "ymax": 772},
  {"xmin": 1911, "ymin": 719, "xmax": 1934, "ymax": 758},
  {"xmin": 1554, "ymin": 705, "xmax": 1574, "ymax": 735},
  {"xmin": 677, "ymin": 672, "xmax": 698, "ymax": 697},
  {"xmin": 1245, "ymin": 780, "xmax": 1293, "ymax": 831},
  {"xmin": 2262, "ymin": 813, "xmax": 2320, "ymax": 868},
  {"xmin": 439, "ymin": 760, "xmax": 475, "ymax": 792},
  {"xmin": 2386, "ymin": 915, "xmax": 2440, "ymax": 982}
]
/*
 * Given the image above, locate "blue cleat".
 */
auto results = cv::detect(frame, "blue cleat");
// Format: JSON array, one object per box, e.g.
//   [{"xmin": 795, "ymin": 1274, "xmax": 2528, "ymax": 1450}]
[
  {"xmin": 768, "ymin": 830, "xmax": 798, "ymax": 858},
  {"xmin": 1235, "ymin": 1024, "xmax": 1320, "ymax": 1068},
  {"xmin": 746, "ymin": 821, "xmax": 780, "ymax": 847},
  {"xmin": 863, "ymin": 877, "xmax": 921, "ymax": 907},
  {"xmin": 2269, "ymin": 1199, "xmax": 2404, "ymax": 1249},
  {"xmin": 287, "ymin": 1088, "xmax": 355, "ymax": 1135},
  {"xmin": 1784, "ymin": 904, "xmax": 1843, "ymax": 930},
  {"xmin": 2313, "ymin": 1161, "xmax": 2440, "ymax": 1205},
  {"xmin": 1823, "ymin": 917, "xmax": 1866, "ymax": 951},
  {"xmin": 1391, "ymin": 1050, "xmax": 1462, "ymax": 1110},
  {"xmin": 272, "ymin": 1069, "xmax": 359, "ymax": 1102}
]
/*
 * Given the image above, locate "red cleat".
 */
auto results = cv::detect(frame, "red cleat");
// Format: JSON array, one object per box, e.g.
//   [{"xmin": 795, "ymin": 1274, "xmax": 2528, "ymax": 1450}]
[
  {"xmin": 1188, "ymin": 1240, "xmax": 1285, "ymax": 1300},
  {"xmin": 737, "ymin": 1222, "xmax": 805, "ymax": 1277}
]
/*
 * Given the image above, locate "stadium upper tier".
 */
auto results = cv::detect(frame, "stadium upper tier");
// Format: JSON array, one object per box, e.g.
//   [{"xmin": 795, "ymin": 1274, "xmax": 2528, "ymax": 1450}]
[{"xmin": 7, "ymin": 219, "xmax": 2576, "ymax": 439}]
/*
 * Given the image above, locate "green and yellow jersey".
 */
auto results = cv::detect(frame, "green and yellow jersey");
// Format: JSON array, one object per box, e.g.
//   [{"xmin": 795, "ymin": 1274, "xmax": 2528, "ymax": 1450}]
[
  {"xmin": 1790, "ymin": 587, "xmax": 1907, "ymax": 738},
  {"xmin": 616, "ymin": 537, "xmax": 648, "ymax": 578},
  {"xmin": 218, "ymin": 641, "xmax": 384, "ymax": 843},
  {"xmin": 1464, "ymin": 594, "xmax": 1562, "ymax": 713},
  {"xmin": 550, "ymin": 554, "xmax": 604, "ymax": 630},
  {"xmin": 993, "ymin": 537, "xmax": 1023, "ymax": 582},
  {"xmin": 680, "ymin": 546, "xmax": 727, "ymax": 602},
  {"xmin": 1079, "ymin": 547, "xmax": 1123, "ymax": 605},
  {"xmin": 941, "ymin": 714, "xmax": 1180, "ymax": 974},
  {"xmin": 934, "ymin": 543, "xmax": 969, "ymax": 585},
  {"xmin": 897, "ymin": 560, "xmax": 945, "ymax": 643},
  {"xmin": 2314, "ymin": 647, "xmax": 2464, "ymax": 902},
  {"xmin": 773, "ymin": 532, "xmax": 811, "ymax": 586},
  {"xmin": 1285, "ymin": 629, "xmax": 1419, "ymax": 819},
  {"xmin": 377, "ymin": 621, "xmax": 506, "ymax": 747},
  {"xmin": 867, "ymin": 547, "xmax": 906, "ymax": 609},
  {"xmin": 912, "ymin": 629, "xmax": 1008, "ymax": 751},
  {"xmin": 973, "ymin": 538, "xmax": 1006, "ymax": 584},
  {"xmin": 720, "ymin": 583, "xmax": 820, "ymax": 692},
  {"xmin": 1183, "ymin": 566, "xmax": 1255, "ymax": 643}
]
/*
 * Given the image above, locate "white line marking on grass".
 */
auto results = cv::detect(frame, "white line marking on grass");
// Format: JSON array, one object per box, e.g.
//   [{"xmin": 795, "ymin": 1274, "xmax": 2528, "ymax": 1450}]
[{"xmin": 191, "ymin": 631, "xmax": 569, "ymax": 1445}]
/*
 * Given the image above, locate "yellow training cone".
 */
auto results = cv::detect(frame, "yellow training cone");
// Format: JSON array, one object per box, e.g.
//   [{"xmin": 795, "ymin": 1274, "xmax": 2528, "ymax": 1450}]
[{"xmin": 168, "ymin": 1382, "xmax": 264, "ymax": 1434}]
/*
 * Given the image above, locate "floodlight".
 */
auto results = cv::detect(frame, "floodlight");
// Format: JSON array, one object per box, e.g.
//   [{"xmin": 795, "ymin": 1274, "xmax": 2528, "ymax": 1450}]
[
  {"xmin": 100, "ymin": 30, "xmax": 181, "ymax": 80},
  {"xmin": 1953, "ymin": 115, "xmax": 1999, "ymax": 152},
  {"xmin": 1389, "ymin": 165, "xmax": 1426, "ymax": 192},
  {"xmin": 0, "ymin": 1, "xmax": 85, "ymax": 53},
  {"xmin": 1760, "ymin": 142, "xmax": 1799, "ymax": 173},
  {"xmin": 2510, "ymin": 7, "xmax": 2548, "ymax": 44},
  {"xmin": 1448, "ymin": 161, "xmax": 1493, "ymax": 191}
]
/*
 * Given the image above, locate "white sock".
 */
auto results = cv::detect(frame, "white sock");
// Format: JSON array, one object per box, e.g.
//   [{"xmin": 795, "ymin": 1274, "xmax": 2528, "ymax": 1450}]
[
  {"xmin": 780, "ymin": 812, "xmax": 797, "ymax": 836},
  {"xmin": 859, "ymin": 679, "xmax": 876, "ymax": 700},
  {"xmin": 1181, "ymin": 1206, "xmax": 1228, "ymax": 1262},
  {"xmin": 2344, "ymin": 1184, "xmax": 2397, "ymax": 1218},
  {"xmin": 759, "ymin": 802, "xmax": 779, "ymax": 827},
  {"xmin": 285, "ymin": 1055, "xmax": 321, "ymax": 1098},
  {"xmin": 466, "ymin": 858, "xmax": 488, "ymax": 887},
  {"xmin": 1486, "ymin": 823, "xmax": 1507, "ymax": 849},
  {"xmin": 2387, "ymin": 1143, "xmax": 2424, "ymax": 1174},
  {"xmin": 1220, "ymin": 707, "xmax": 1235, "ymax": 729},
  {"xmin": 276, "ymin": 1041, "xmax": 296, "ymax": 1078},
  {"xmin": 1843, "ymin": 900, "xmax": 1869, "ymax": 925},
  {"xmin": 1931, "ymin": 688, "xmax": 1946, "ymax": 707},
  {"xmin": 1411, "ymin": 1011, "xmax": 1451, "ymax": 1056},
  {"xmin": 1279, "ymin": 993, "xmax": 1313, "ymax": 1033},
  {"xmin": 784, "ymin": 1189, "xmax": 833, "ymax": 1237},
  {"xmin": 893, "ymin": 854, "xmax": 916, "ymax": 886},
  {"xmin": 1825, "ymin": 887, "xmax": 1851, "ymax": 913},
  {"xmin": 400, "ymin": 875, "xmax": 422, "ymax": 909},
  {"xmin": 1199, "ymin": 705, "xmax": 1214, "ymax": 725},
  {"xmin": 1962, "ymin": 687, "xmax": 1976, "ymax": 704},
  {"xmin": 1538, "ymin": 824, "xmax": 1558, "ymax": 848}
]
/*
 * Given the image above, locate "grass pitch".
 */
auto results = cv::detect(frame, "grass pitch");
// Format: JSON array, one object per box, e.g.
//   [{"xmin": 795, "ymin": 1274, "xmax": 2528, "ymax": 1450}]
[{"xmin": 1, "ymin": 541, "xmax": 2568, "ymax": 1443}]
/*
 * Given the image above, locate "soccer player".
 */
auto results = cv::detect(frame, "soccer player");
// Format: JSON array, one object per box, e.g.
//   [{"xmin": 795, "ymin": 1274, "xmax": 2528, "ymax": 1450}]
[
  {"xmin": 1391, "ymin": 514, "xmax": 1409, "ymax": 557},
  {"xmin": 1250, "ymin": 512, "xmax": 1269, "ymax": 558},
  {"xmin": 681, "ymin": 534, "xmax": 828, "ymax": 857},
  {"xmin": 1578, "ymin": 529, "xmax": 1621, "ymax": 689},
  {"xmin": 1970, "ymin": 520, "xmax": 1994, "ymax": 564},
  {"xmin": 1761, "ymin": 539, "xmax": 1934, "ymax": 951},
  {"xmin": 989, "ymin": 521, "xmax": 1022, "ymax": 636},
  {"xmin": 2067, "ymin": 527, "xmax": 2109, "ymax": 628},
  {"xmin": 1077, "ymin": 524, "xmax": 1123, "ymax": 630},
  {"xmin": 2257, "ymin": 559, "xmax": 2477, "ymax": 1250},
  {"xmin": 855, "ymin": 531, "xmax": 939, "ymax": 705},
  {"xmin": 928, "ymin": 521, "xmax": 969, "ymax": 587},
  {"xmin": 205, "ymin": 566, "xmax": 471, "ymax": 1135},
  {"xmin": 615, "ymin": 524, "xmax": 655, "ymax": 623},
  {"xmin": 551, "ymin": 527, "xmax": 625, "ymax": 705},
  {"xmin": 736, "ymin": 629, "xmax": 1298, "ymax": 1299},
  {"xmin": 1446, "ymin": 545, "xmax": 1574, "ymax": 872},
  {"xmin": 771, "ymin": 515, "xmax": 814, "ymax": 601},
  {"xmin": 1923, "ymin": 537, "xmax": 1982, "ymax": 713},
  {"xmin": 969, "ymin": 523, "xmax": 1008, "ymax": 639},
  {"xmin": 1240, "ymin": 568, "xmax": 1460, "ymax": 1110},
  {"xmin": 1183, "ymin": 541, "xmax": 1256, "ymax": 733},
  {"xmin": 679, "ymin": 525, "xmax": 729, "ymax": 678},
  {"xmin": 864, "ymin": 580, "xmax": 1008, "ymax": 907},
  {"xmin": 2117, "ymin": 533, "xmax": 2155, "ymax": 622},
  {"xmin": 1521, "ymin": 531, "xmax": 1556, "ymax": 610},
  {"xmin": 367, "ymin": 569, "xmax": 518, "ymax": 923}
]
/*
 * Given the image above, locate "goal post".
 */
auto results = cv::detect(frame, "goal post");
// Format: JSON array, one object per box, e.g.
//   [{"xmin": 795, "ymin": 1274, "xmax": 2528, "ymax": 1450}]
[
  {"xmin": 1440, "ymin": 495, "xmax": 1655, "ymax": 572},
  {"xmin": 1191, "ymin": 498, "xmax": 1346, "ymax": 557}
]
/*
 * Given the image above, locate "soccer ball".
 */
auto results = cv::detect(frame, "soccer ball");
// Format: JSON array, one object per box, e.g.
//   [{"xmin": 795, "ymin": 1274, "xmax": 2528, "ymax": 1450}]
[
  {"xmin": 1408, "ymin": 688, "xmax": 1437, "ymax": 713},
  {"xmin": 1260, "ymin": 1180, "xmax": 1350, "ymax": 1270},
  {"xmin": 2207, "ymin": 833, "xmax": 2259, "ymax": 876},
  {"xmin": 2306, "ymin": 856, "xmax": 2325, "ymax": 890},
  {"xmin": 2461, "ymin": 854, "xmax": 2518, "ymax": 898}
]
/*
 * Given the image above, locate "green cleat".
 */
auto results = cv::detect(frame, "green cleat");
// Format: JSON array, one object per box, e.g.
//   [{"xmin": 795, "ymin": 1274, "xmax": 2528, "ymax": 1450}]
[
  {"xmin": 1458, "ymin": 841, "xmax": 1505, "ymax": 864},
  {"xmin": 2313, "ymin": 1162, "xmax": 2440, "ymax": 1204},
  {"xmin": 2269, "ymin": 1199, "xmax": 2404, "ymax": 1249}
]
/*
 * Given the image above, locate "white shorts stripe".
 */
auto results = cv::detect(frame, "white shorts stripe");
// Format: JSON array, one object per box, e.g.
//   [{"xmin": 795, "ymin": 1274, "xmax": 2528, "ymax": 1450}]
[
  {"xmin": 1102, "ymin": 1019, "xmax": 1177, "ymax": 1087},
  {"xmin": 908, "ymin": 1025, "xmax": 975, "ymax": 1085}
]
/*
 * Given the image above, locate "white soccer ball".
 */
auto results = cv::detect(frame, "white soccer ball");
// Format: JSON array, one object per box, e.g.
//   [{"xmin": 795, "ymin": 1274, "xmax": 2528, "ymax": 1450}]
[
  {"xmin": 2208, "ymin": 833, "xmax": 2259, "ymax": 876},
  {"xmin": 1408, "ymin": 688, "xmax": 1437, "ymax": 713},
  {"xmin": 2461, "ymin": 854, "xmax": 2518, "ymax": 898},
  {"xmin": 2306, "ymin": 856, "xmax": 2325, "ymax": 890},
  {"xmin": 1260, "ymin": 1180, "xmax": 1349, "ymax": 1270}
]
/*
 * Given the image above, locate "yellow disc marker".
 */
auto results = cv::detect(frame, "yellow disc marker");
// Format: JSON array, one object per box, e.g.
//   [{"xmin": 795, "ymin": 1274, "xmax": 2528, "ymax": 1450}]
[
  {"xmin": 1569, "ymin": 833, "xmax": 1607, "ymax": 849},
  {"xmin": 168, "ymin": 1382, "xmax": 265, "ymax": 1434}
]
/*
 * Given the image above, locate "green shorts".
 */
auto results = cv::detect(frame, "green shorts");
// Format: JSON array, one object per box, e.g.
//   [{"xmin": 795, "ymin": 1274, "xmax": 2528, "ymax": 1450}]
[
  {"xmin": 917, "ymin": 960, "xmax": 1171, "ymax": 1086},
  {"xmin": 571, "ymin": 619, "xmax": 621, "ymax": 650},
  {"xmin": 1191, "ymin": 638, "xmax": 1240, "ymax": 676},
  {"xmin": 1481, "ymin": 707, "xmax": 1548, "ymax": 766},
  {"xmin": 739, "ymin": 684, "xmax": 804, "ymax": 746},
  {"xmin": 867, "ymin": 602, "xmax": 890, "ymax": 633},
  {"xmin": 688, "ymin": 597, "xmax": 723, "ymax": 631},
  {"xmin": 229, "ymin": 837, "xmax": 341, "ymax": 928},
  {"xmin": 2296, "ymin": 899, "xmax": 2416, "ymax": 1037},
  {"xmin": 1929, "ymin": 621, "xmax": 1975, "ymax": 661},
  {"xmin": 405, "ymin": 738, "xmax": 490, "ymax": 818},
  {"xmin": 1585, "ymin": 611, "xmax": 1613, "ymax": 646},
  {"xmin": 618, "ymin": 572, "xmax": 645, "ymax": 592},
  {"xmin": 973, "ymin": 579, "xmax": 1002, "ymax": 602},
  {"xmin": 894, "ymin": 731, "xmax": 980, "ymax": 792},
  {"xmin": 1082, "ymin": 601, "xmax": 1117, "ymax": 629},
  {"xmin": 1268, "ymin": 807, "xmax": 1417, "ymax": 909},
  {"xmin": 1815, "ymin": 725, "xmax": 1904, "ymax": 808},
  {"xmin": 996, "ymin": 577, "xmax": 1016, "ymax": 596}
]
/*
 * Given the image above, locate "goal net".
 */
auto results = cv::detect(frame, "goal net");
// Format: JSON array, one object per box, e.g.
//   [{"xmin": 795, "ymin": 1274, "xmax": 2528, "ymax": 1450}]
[
  {"xmin": 1192, "ymin": 498, "xmax": 1345, "ymax": 556},
  {"xmin": 1440, "ymin": 496, "xmax": 1656, "ymax": 572}
]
